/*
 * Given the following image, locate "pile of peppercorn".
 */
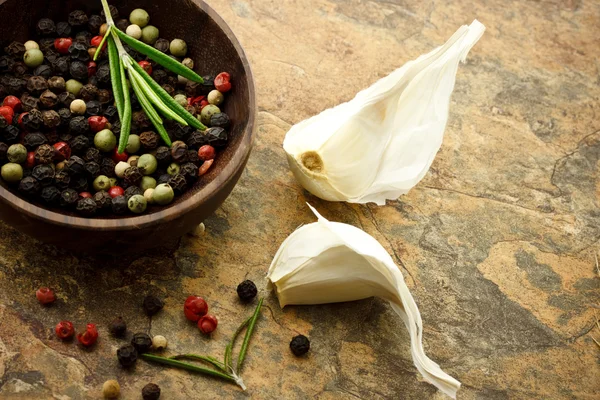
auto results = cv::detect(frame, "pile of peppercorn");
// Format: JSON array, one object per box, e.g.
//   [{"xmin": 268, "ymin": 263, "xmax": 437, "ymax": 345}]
[{"xmin": 0, "ymin": 6, "xmax": 233, "ymax": 216}]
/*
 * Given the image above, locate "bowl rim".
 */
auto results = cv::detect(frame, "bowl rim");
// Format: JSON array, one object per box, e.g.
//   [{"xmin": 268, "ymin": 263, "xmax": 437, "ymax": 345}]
[{"xmin": 0, "ymin": 0, "xmax": 256, "ymax": 231}]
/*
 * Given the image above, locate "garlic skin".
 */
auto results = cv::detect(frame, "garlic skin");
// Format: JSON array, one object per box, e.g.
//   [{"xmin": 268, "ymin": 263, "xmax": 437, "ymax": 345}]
[
  {"xmin": 267, "ymin": 204, "xmax": 461, "ymax": 398},
  {"xmin": 284, "ymin": 20, "xmax": 485, "ymax": 205}
]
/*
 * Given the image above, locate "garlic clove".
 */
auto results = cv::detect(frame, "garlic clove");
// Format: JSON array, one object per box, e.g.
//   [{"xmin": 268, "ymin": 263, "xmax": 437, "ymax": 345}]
[
  {"xmin": 284, "ymin": 21, "xmax": 485, "ymax": 205},
  {"xmin": 268, "ymin": 204, "xmax": 461, "ymax": 398}
]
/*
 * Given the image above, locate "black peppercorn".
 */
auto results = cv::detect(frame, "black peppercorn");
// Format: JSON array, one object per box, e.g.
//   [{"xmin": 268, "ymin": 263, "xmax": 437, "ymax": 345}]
[
  {"xmin": 3, "ymin": 125, "xmax": 20, "ymax": 143},
  {"xmin": 56, "ymin": 21, "xmax": 72, "ymax": 37},
  {"xmin": 54, "ymin": 171, "xmax": 71, "ymax": 190},
  {"xmin": 34, "ymin": 144, "xmax": 56, "ymax": 165},
  {"xmin": 210, "ymin": 113, "xmax": 230, "ymax": 129},
  {"xmin": 129, "ymin": 94, "xmax": 140, "ymax": 113},
  {"xmin": 51, "ymin": 57, "xmax": 71, "ymax": 76},
  {"xmin": 71, "ymin": 176, "xmax": 88, "ymax": 192},
  {"xmin": 0, "ymin": 116, "xmax": 6, "ymax": 130},
  {"xmin": 48, "ymin": 76, "xmax": 66, "ymax": 93},
  {"xmin": 154, "ymin": 38, "xmax": 170, "ymax": 53},
  {"xmin": 142, "ymin": 383, "xmax": 161, "ymax": 400},
  {"xmin": 111, "ymin": 195, "xmax": 128, "ymax": 214},
  {"xmin": 34, "ymin": 65, "xmax": 53, "ymax": 80},
  {"xmin": 142, "ymin": 295, "xmax": 164, "ymax": 316},
  {"xmin": 36, "ymin": 18, "xmax": 56, "ymax": 36},
  {"xmin": 27, "ymin": 76, "xmax": 48, "ymax": 94},
  {"xmin": 5, "ymin": 41, "xmax": 26, "ymax": 57},
  {"xmin": 88, "ymin": 14, "xmax": 103, "ymax": 34},
  {"xmin": 187, "ymin": 130, "xmax": 209, "ymax": 149},
  {"xmin": 0, "ymin": 143, "xmax": 7, "ymax": 160},
  {"xmin": 171, "ymin": 124, "xmax": 192, "ymax": 141},
  {"xmin": 110, "ymin": 317, "xmax": 127, "ymax": 337},
  {"xmin": 84, "ymin": 148, "xmax": 101, "ymax": 163},
  {"xmin": 117, "ymin": 344, "xmax": 138, "ymax": 367},
  {"xmin": 85, "ymin": 161, "xmax": 100, "ymax": 177},
  {"xmin": 70, "ymin": 61, "xmax": 88, "ymax": 81},
  {"xmin": 180, "ymin": 162, "xmax": 198, "ymax": 183},
  {"xmin": 96, "ymin": 64, "xmax": 110, "ymax": 86},
  {"xmin": 97, "ymin": 89, "xmax": 112, "ymax": 105},
  {"xmin": 237, "ymin": 280, "xmax": 258, "ymax": 302},
  {"xmin": 39, "ymin": 38, "xmax": 56, "ymax": 52},
  {"xmin": 186, "ymin": 150, "xmax": 200, "ymax": 165},
  {"xmin": 79, "ymin": 84, "xmax": 97, "ymax": 102},
  {"xmin": 23, "ymin": 132, "xmax": 47, "ymax": 150},
  {"xmin": 206, "ymin": 127, "xmax": 228, "ymax": 147},
  {"xmin": 168, "ymin": 174, "xmax": 187, "ymax": 195},
  {"xmin": 103, "ymin": 105, "xmax": 118, "ymax": 122},
  {"xmin": 131, "ymin": 333, "xmax": 152, "ymax": 353},
  {"xmin": 58, "ymin": 108, "xmax": 72, "ymax": 126},
  {"xmin": 124, "ymin": 185, "xmax": 143, "ymax": 199},
  {"xmin": 42, "ymin": 110, "xmax": 61, "ymax": 129},
  {"xmin": 133, "ymin": 111, "xmax": 150, "ymax": 129},
  {"xmin": 31, "ymin": 164, "xmax": 54, "ymax": 186},
  {"xmin": 66, "ymin": 155, "xmax": 86, "ymax": 176},
  {"xmin": 100, "ymin": 157, "xmax": 116, "ymax": 177},
  {"xmin": 139, "ymin": 131, "xmax": 159, "ymax": 150},
  {"xmin": 76, "ymin": 197, "xmax": 97, "ymax": 216},
  {"xmin": 69, "ymin": 135, "xmax": 89, "ymax": 154},
  {"xmin": 75, "ymin": 30, "xmax": 92, "ymax": 46},
  {"xmin": 165, "ymin": 76, "xmax": 178, "ymax": 88},
  {"xmin": 68, "ymin": 10, "xmax": 89, "ymax": 28},
  {"xmin": 94, "ymin": 190, "xmax": 112, "ymax": 211},
  {"xmin": 161, "ymin": 84, "xmax": 175, "ymax": 97},
  {"xmin": 45, "ymin": 50, "xmax": 60, "ymax": 65},
  {"xmin": 185, "ymin": 81, "xmax": 201, "ymax": 98},
  {"xmin": 12, "ymin": 62, "xmax": 28, "ymax": 76},
  {"xmin": 170, "ymin": 141, "xmax": 188, "ymax": 163},
  {"xmin": 39, "ymin": 90, "xmax": 58, "ymax": 109},
  {"xmin": 101, "ymin": 5, "xmax": 119, "ymax": 20},
  {"xmin": 45, "ymin": 131, "xmax": 59, "ymax": 144},
  {"xmin": 157, "ymin": 174, "xmax": 171, "ymax": 185},
  {"xmin": 69, "ymin": 116, "xmax": 89, "ymax": 135},
  {"xmin": 5, "ymin": 77, "xmax": 27, "ymax": 96},
  {"xmin": 69, "ymin": 42, "xmax": 89, "ymax": 62},
  {"xmin": 123, "ymin": 166, "xmax": 143, "ymax": 185},
  {"xmin": 20, "ymin": 93, "xmax": 40, "ymax": 112},
  {"xmin": 19, "ymin": 176, "xmax": 40, "ymax": 196},
  {"xmin": 151, "ymin": 69, "xmax": 167, "ymax": 84},
  {"xmin": 41, "ymin": 186, "xmax": 61, "ymax": 204},
  {"xmin": 200, "ymin": 75, "xmax": 215, "ymax": 95},
  {"xmin": 152, "ymin": 147, "xmax": 170, "ymax": 166},
  {"xmin": 290, "ymin": 335, "xmax": 310, "ymax": 356},
  {"xmin": 86, "ymin": 100, "xmax": 102, "ymax": 116}
]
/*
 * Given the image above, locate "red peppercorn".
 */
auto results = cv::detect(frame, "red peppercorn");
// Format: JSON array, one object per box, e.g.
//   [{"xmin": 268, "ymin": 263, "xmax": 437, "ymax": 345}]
[
  {"xmin": 199, "ymin": 99, "xmax": 210, "ymax": 111},
  {"xmin": 90, "ymin": 35, "xmax": 103, "ymax": 48},
  {"xmin": 0, "ymin": 106, "xmax": 14, "ymax": 123},
  {"xmin": 108, "ymin": 186, "xmax": 124, "ymax": 198},
  {"xmin": 55, "ymin": 321, "xmax": 75, "ymax": 340},
  {"xmin": 79, "ymin": 192, "xmax": 92, "ymax": 199},
  {"xmin": 198, "ymin": 159, "xmax": 214, "ymax": 176},
  {"xmin": 112, "ymin": 148, "xmax": 128, "ymax": 163},
  {"xmin": 26, "ymin": 151, "xmax": 36, "ymax": 168},
  {"xmin": 54, "ymin": 38, "xmax": 73, "ymax": 55},
  {"xmin": 198, "ymin": 145, "xmax": 215, "ymax": 161},
  {"xmin": 189, "ymin": 96, "xmax": 205, "ymax": 106},
  {"xmin": 53, "ymin": 142, "xmax": 71, "ymax": 161},
  {"xmin": 88, "ymin": 116, "xmax": 108, "ymax": 132},
  {"xmin": 138, "ymin": 60, "xmax": 152, "ymax": 75},
  {"xmin": 214, "ymin": 72, "xmax": 232, "ymax": 93},
  {"xmin": 87, "ymin": 61, "xmax": 97, "ymax": 77},
  {"xmin": 198, "ymin": 314, "xmax": 218, "ymax": 334},
  {"xmin": 77, "ymin": 323, "xmax": 98, "ymax": 347},
  {"xmin": 3, "ymin": 95, "xmax": 22, "ymax": 112},
  {"xmin": 184, "ymin": 296, "xmax": 208, "ymax": 322},
  {"xmin": 36, "ymin": 287, "xmax": 56, "ymax": 305},
  {"xmin": 18, "ymin": 112, "xmax": 27, "ymax": 130}
]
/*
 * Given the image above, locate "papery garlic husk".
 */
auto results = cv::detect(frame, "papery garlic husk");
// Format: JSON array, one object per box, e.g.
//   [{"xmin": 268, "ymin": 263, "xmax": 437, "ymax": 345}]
[
  {"xmin": 283, "ymin": 20, "xmax": 485, "ymax": 205},
  {"xmin": 267, "ymin": 204, "xmax": 461, "ymax": 398}
]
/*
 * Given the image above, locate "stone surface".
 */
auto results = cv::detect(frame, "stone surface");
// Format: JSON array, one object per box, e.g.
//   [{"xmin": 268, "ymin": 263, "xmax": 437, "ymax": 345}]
[{"xmin": 0, "ymin": 0, "xmax": 599, "ymax": 399}]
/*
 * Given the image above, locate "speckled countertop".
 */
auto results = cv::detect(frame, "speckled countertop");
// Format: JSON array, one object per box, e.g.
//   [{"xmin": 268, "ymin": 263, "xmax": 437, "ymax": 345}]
[{"xmin": 0, "ymin": 0, "xmax": 599, "ymax": 399}]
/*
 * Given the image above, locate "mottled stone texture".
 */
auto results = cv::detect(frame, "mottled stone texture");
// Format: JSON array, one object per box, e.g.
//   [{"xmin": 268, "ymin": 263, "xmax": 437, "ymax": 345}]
[{"xmin": 0, "ymin": 0, "xmax": 599, "ymax": 399}]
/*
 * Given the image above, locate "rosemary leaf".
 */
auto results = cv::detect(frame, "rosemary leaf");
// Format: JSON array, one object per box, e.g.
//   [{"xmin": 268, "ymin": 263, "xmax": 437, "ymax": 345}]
[
  {"xmin": 93, "ymin": 25, "xmax": 111, "ymax": 61},
  {"xmin": 224, "ymin": 316, "xmax": 251, "ymax": 369},
  {"xmin": 129, "ymin": 61, "xmax": 206, "ymax": 130},
  {"xmin": 113, "ymin": 28, "xmax": 204, "ymax": 83},
  {"xmin": 117, "ymin": 57, "xmax": 132, "ymax": 154},
  {"xmin": 237, "ymin": 298, "xmax": 264, "ymax": 372},
  {"xmin": 107, "ymin": 37, "xmax": 124, "ymax": 119},
  {"xmin": 141, "ymin": 354, "xmax": 236, "ymax": 383},
  {"xmin": 170, "ymin": 354, "xmax": 228, "ymax": 373}
]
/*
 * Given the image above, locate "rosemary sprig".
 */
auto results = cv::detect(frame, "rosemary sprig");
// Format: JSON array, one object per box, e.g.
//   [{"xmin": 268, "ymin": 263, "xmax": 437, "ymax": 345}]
[
  {"xmin": 224, "ymin": 316, "xmax": 251, "ymax": 369},
  {"xmin": 170, "ymin": 354, "xmax": 228, "ymax": 373},
  {"xmin": 93, "ymin": 25, "xmax": 111, "ymax": 61},
  {"xmin": 237, "ymin": 298, "xmax": 264, "ymax": 371},
  {"xmin": 107, "ymin": 36, "xmax": 124, "ymax": 119},
  {"xmin": 141, "ymin": 354, "xmax": 237, "ymax": 383}
]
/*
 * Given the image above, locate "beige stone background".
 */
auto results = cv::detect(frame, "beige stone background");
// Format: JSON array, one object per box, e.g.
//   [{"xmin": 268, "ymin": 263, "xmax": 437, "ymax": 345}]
[{"xmin": 1, "ymin": 0, "xmax": 600, "ymax": 398}]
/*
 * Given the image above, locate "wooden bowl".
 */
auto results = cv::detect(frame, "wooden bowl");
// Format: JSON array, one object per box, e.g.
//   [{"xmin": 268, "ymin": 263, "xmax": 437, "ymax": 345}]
[{"xmin": 0, "ymin": 0, "xmax": 255, "ymax": 253}]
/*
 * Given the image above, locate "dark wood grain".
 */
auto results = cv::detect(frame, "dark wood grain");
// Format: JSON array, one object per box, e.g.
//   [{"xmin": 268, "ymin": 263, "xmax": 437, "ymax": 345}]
[{"xmin": 0, "ymin": 0, "xmax": 256, "ymax": 253}]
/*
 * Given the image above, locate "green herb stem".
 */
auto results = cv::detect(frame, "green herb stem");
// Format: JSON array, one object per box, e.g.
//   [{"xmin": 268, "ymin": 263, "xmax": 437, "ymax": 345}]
[
  {"xmin": 107, "ymin": 36, "xmax": 124, "ymax": 119},
  {"xmin": 224, "ymin": 316, "xmax": 252, "ymax": 369},
  {"xmin": 130, "ymin": 68, "xmax": 188, "ymax": 125},
  {"xmin": 141, "ymin": 354, "xmax": 236, "ymax": 383},
  {"xmin": 170, "ymin": 354, "xmax": 228, "ymax": 373},
  {"xmin": 237, "ymin": 298, "xmax": 264, "ymax": 372},
  {"xmin": 100, "ymin": 0, "xmax": 115, "ymax": 26},
  {"xmin": 93, "ymin": 25, "xmax": 111, "ymax": 61},
  {"xmin": 117, "ymin": 57, "xmax": 131, "ymax": 154}
]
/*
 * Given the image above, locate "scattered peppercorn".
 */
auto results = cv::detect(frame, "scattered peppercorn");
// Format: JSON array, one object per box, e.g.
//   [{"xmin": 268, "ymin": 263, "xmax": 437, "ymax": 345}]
[
  {"xmin": 290, "ymin": 335, "xmax": 311, "ymax": 356},
  {"xmin": 55, "ymin": 320, "xmax": 75, "ymax": 340},
  {"xmin": 198, "ymin": 314, "xmax": 218, "ymax": 334},
  {"xmin": 143, "ymin": 295, "xmax": 164, "ymax": 316},
  {"xmin": 109, "ymin": 317, "xmax": 127, "ymax": 337},
  {"xmin": 131, "ymin": 332, "xmax": 152, "ymax": 353},
  {"xmin": 183, "ymin": 296, "xmax": 208, "ymax": 322},
  {"xmin": 142, "ymin": 383, "xmax": 161, "ymax": 400},
  {"xmin": 36, "ymin": 287, "xmax": 56, "ymax": 305},
  {"xmin": 117, "ymin": 344, "xmax": 138, "ymax": 367},
  {"xmin": 102, "ymin": 380, "xmax": 120, "ymax": 399},
  {"xmin": 237, "ymin": 280, "xmax": 258, "ymax": 303}
]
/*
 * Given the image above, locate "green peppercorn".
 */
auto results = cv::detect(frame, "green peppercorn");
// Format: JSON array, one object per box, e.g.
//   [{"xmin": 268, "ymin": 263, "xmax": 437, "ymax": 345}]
[
  {"xmin": 137, "ymin": 154, "xmax": 157, "ymax": 175},
  {"xmin": 166, "ymin": 163, "xmax": 180, "ymax": 175},
  {"xmin": 207, "ymin": 90, "xmax": 224, "ymax": 106},
  {"xmin": 141, "ymin": 25, "xmax": 159, "ymax": 45},
  {"xmin": 144, "ymin": 188, "xmax": 154, "ymax": 204},
  {"xmin": 66, "ymin": 79, "xmax": 84, "ymax": 96},
  {"xmin": 126, "ymin": 24, "xmax": 142, "ymax": 39},
  {"xmin": 115, "ymin": 161, "xmax": 130, "ymax": 178},
  {"xmin": 93, "ymin": 175, "xmax": 111, "ymax": 192},
  {"xmin": 1, "ymin": 163, "xmax": 23, "ymax": 183},
  {"xmin": 23, "ymin": 49, "xmax": 44, "ymax": 68},
  {"xmin": 128, "ymin": 155, "xmax": 139, "ymax": 167},
  {"xmin": 169, "ymin": 39, "xmax": 187, "ymax": 57},
  {"xmin": 173, "ymin": 94, "xmax": 187, "ymax": 107},
  {"xmin": 140, "ymin": 176, "xmax": 157, "ymax": 191},
  {"xmin": 152, "ymin": 183, "xmax": 174, "ymax": 205},
  {"xmin": 129, "ymin": 8, "xmax": 150, "ymax": 27},
  {"xmin": 24, "ymin": 40, "xmax": 39, "ymax": 51},
  {"xmin": 7, "ymin": 144, "xmax": 27, "ymax": 164},
  {"xmin": 94, "ymin": 129, "xmax": 117, "ymax": 152},
  {"xmin": 200, "ymin": 104, "xmax": 220, "ymax": 125},
  {"xmin": 109, "ymin": 177, "xmax": 118, "ymax": 187},
  {"xmin": 182, "ymin": 57, "xmax": 194, "ymax": 69},
  {"xmin": 125, "ymin": 134, "xmax": 141, "ymax": 154},
  {"xmin": 128, "ymin": 194, "xmax": 147, "ymax": 214}
]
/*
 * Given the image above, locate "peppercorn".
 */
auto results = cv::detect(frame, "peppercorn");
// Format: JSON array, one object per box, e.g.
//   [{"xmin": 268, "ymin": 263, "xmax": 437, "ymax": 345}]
[
  {"xmin": 87, "ymin": 14, "xmax": 103, "ymax": 34},
  {"xmin": 70, "ymin": 61, "xmax": 88, "ymax": 81},
  {"xmin": 76, "ymin": 197, "xmax": 97, "ymax": 216},
  {"xmin": 87, "ymin": 59, "xmax": 98, "ymax": 75},
  {"xmin": 96, "ymin": 63, "xmax": 110, "ymax": 85},
  {"xmin": 79, "ymin": 84, "xmax": 97, "ymax": 102},
  {"xmin": 142, "ymin": 383, "xmax": 161, "ymax": 400},
  {"xmin": 140, "ymin": 176, "xmax": 156, "ymax": 192},
  {"xmin": 23, "ymin": 132, "xmax": 47, "ymax": 151},
  {"xmin": 5, "ymin": 41, "xmax": 26, "ymax": 57},
  {"xmin": 75, "ymin": 31, "xmax": 92, "ymax": 46},
  {"xmin": 52, "ymin": 57, "xmax": 71, "ymax": 76},
  {"xmin": 142, "ymin": 295, "xmax": 164, "ymax": 316},
  {"xmin": 1, "ymin": 163, "xmax": 23, "ymax": 184},
  {"xmin": 26, "ymin": 151, "xmax": 36, "ymax": 169},
  {"xmin": 34, "ymin": 145, "xmax": 56, "ymax": 166},
  {"xmin": 58, "ymin": 92, "xmax": 75, "ymax": 108},
  {"xmin": 69, "ymin": 135, "xmax": 89, "ymax": 155},
  {"xmin": 92, "ymin": 175, "xmax": 110, "ymax": 192},
  {"xmin": 161, "ymin": 84, "xmax": 175, "ymax": 96},
  {"xmin": 34, "ymin": 64, "xmax": 53, "ymax": 79},
  {"xmin": 198, "ymin": 145, "xmax": 216, "ymax": 162},
  {"xmin": 236, "ymin": 280, "xmax": 258, "ymax": 302},
  {"xmin": 200, "ymin": 75, "xmax": 215, "ymax": 95},
  {"xmin": 2, "ymin": 125, "xmax": 19, "ymax": 143},
  {"xmin": 40, "ymin": 110, "xmax": 60, "ymax": 130},
  {"xmin": 290, "ymin": 335, "xmax": 310, "ymax": 356},
  {"xmin": 0, "ymin": 56, "xmax": 12, "ymax": 73},
  {"xmin": 131, "ymin": 332, "xmax": 152, "ymax": 353},
  {"xmin": 51, "ymin": 142, "xmax": 71, "ymax": 161},
  {"xmin": 198, "ymin": 159, "xmax": 214, "ymax": 176},
  {"xmin": 152, "ymin": 183, "xmax": 174, "ymax": 205},
  {"xmin": 71, "ymin": 175, "xmax": 89, "ymax": 192},
  {"xmin": 109, "ymin": 317, "xmax": 127, "ymax": 337},
  {"xmin": 121, "ymin": 166, "xmax": 141, "ymax": 185},
  {"xmin": 101, "ymin": 4, "xmax": 120, "ymax": 19},
  {"xmin": 157, "ymin": 174, "xmax": 171, "ymax": 185},
  {"xmin": 45, "ymin": 131, "xmax": 59, "ymax": 144},
  {"xmin": 210, "ymin": 112, "xmax": 230, "ymax": 129},
  {"xmin": 124, "ymin": 186, "xmax": 143, "ymax": 200},
  {"xmin": 66, "ymin": 155, "xmax": 86, "ymax": 176},
  {"xmin": 100, "ymin": 157, "xmax": 116, "ymax": 177},
  {"xmin": 56, "ymin": 22, "xmax": 72, "ymax": 37},
  {"xmin": 77, "ymin": 323, "xmax": 98, "ymax": 347},
  {"xmin": 166, "ymin": 163, "xmax": 180, "ymax": 176},
  {"xmin": 85, "ymin": 161, "xmax": 100, "ymax": 177},
  {"xmin": 103, "ymin": 105, "xmax": 118, "ymax": 122},
  {"xmin": 5, "ymin": 77, "xmax": 27, "ymax": 96},
  {"xmin": 97, "ymin": 89, "xmax": 111, "ymax": 105},
  {"xmin": 128, "ymin": 194, "xmax": 147, "ymax": 213},
  {"xmin": 117, "ymin": 344, "xmax": 138, "ymax": 367},
  {"xmin": 186, "ymin": 131, "xmax": 208, "ymax": 149},
  {"xmin": 19, "ymin": 176, "xmax": 40, "ymax": 196},
  {"xmin": 198, "ymin": 314, "xmax": 218, "ymax": 334},
  {"xmin": 183, "ymin": 295, "xmax": 208, "ymax": 322},
  {"xmin": 35, "ymin": 18, "xmax": 56, "ymax": 36},
  {"xmin": 41, "ymin": 186, "xmax": 60, "ymax": 204},
  {"xmin": 206, "ymin": 127, "xmax": 228, "ymax": 147},
  {"xmin": 38, "ymin": 90, "xmax": 58, "ymax": 109},
  {"xmin": 13, "ymin": 62, "xmax": 29, "ymax": 76},
  {"xmin": 19, "ymin": 95, "xmax": 39, "ymax": 113},
  {"xmin": 108, "ymin": 186, "xmax": 124, "ymax": 198},
  {"xmin": 138, "ymin": 131, "xmax": 158, "ymax": 150},
  {"xmin": 180, "ymin": 162, "xmax": 198, "ymax": 183},
  {"xmin": 68, "ymin": 10, "xmax": 88, "ymax": 28},
  {"xmin": 168, "ymin": 173, "xmax": 187, "ymax": 195},
  {"xmin": 54, "ymin": 171, "xmax": 71, "ymax": 189},
  {"xmin": 0, "ymin": 116, "xmax": 6, "ymax": 131},
  {"xmin": 69, "ymin": 116, "xmax": 89, "ymax": 134},
  {"xmin": 91, "ymin": 190, "xmax": 111, "ymax": 212},
  {"xmin": 7, "ymin": 143, "xmax": 27, "ymax": 163},
  {"xmin": 55, "ymin": 320, "xmax": 75, "ymax": 340},
  {"xmin": 115, "ymin": 17, "xmax": 129, "ymax": 31},
  {"xmin": 27, "ymin": 76, "xmax": 48, "ymax": 94},
  {"xmin": 0, "ymin": 143, "xmax": 8, "ymax": 160},
  {"xmin": 170, "ymin": 141, "xmax": 187, "ymax": 164},
  {"xmin": 207, "ymin": 90, "xmax": 224, "ymax": 106},
  {"xmin": 151, "ymin": 70, "xmax": 167, "ymax": 86},
  {"xmin": 154, "ymin": 38, "xmax": 169, "ymax": 53},
  {"xmin": 151, "ymin": 335, "xmax": 167, "ymax": 352},
  {"xmin": 86, "ymin": 100, "xmax": 102, "ymax": 116},
  {"xmin": 110, "ymin": 195, "xmax": 127, "ymax": 214},
  {"xmin": 102, "ymin": 380, "xmax": 120, "ymax": 399},
  {"xmin": 36, "ymin": 287, "xmax": 56, "ymax": 305}
]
